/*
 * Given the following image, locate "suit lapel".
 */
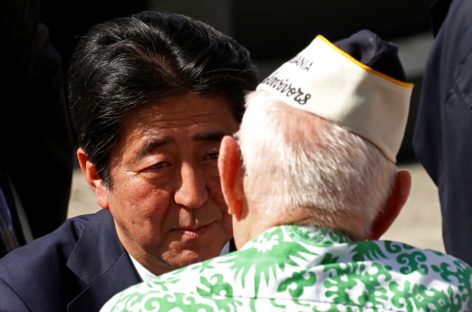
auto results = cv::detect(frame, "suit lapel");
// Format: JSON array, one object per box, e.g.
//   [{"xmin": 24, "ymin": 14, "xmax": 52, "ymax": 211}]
[{"xmin": 66, "ymin": 210, "xmax": 141, "ymax": 311}]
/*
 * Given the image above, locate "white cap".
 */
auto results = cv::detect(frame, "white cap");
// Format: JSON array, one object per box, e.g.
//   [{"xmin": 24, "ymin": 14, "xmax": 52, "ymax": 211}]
[{"xmin": 257, "ymin": 33, "xmax": 413, "ymax": 163}]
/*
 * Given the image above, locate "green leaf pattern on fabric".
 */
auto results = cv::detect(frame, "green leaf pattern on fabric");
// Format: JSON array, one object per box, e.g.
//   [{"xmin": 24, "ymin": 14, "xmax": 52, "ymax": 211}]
[
  {"xmin": 278, "ymin": 270, "xmax": 317, "ymax": 299},
  {"xmin": 351, "ymin": 241, "xmax": 387, "ymax": 261},
  {"xmin": 220, "ymin": 226, "xmax": 316, "ymax": 298},
  {"xmin": 103, "ymin": 225, "xmax": 472, "ymax": 312}
]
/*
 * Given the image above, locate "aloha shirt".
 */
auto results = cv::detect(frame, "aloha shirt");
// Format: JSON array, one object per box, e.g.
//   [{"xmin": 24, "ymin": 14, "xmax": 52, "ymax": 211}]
[{"xmin": 102, "ymin": 225, "xmax": 472, "ymax": 311}]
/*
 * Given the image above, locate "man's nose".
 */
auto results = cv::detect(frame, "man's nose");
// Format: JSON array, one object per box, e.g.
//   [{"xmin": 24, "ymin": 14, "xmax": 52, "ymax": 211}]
[{"xmin": 174, "ymin": 162, "xmax": 208, "ymax": 209}]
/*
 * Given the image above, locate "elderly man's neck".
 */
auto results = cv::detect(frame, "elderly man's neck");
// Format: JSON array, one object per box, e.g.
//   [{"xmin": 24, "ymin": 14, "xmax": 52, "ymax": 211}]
[{"xmin": 236, "ymin": 205, "xmax": 367, "ymax": 248}]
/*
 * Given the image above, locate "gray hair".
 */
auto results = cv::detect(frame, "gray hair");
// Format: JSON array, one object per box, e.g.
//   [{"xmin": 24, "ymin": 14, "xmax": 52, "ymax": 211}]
[{"xmin": 237, "ymin": 91, "xmax": 397, "ymax": 239}]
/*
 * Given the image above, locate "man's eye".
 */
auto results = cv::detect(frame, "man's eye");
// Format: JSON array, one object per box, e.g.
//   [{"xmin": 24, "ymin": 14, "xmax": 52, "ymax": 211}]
[
  {"xmin": 206, "ymin": 151, "xmax": 219, "ymax": 160},
  {"xmin": 150, "ymin": 162, "xmax": 171, "ymax": 169}
]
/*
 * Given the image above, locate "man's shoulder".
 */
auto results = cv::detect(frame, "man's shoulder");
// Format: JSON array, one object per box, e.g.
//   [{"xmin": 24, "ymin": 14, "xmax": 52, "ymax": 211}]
[
  {"xmin": 345, "ymin": 239, "xmax": 472, "ymax": 310},
  {"xmin": 0, "ymin": 210, "xmax": 108, "ymax": 265},
  {"xmin": 348, "ymin": 239, "xmax": 471, "ymax": 279},
  {"xmin": 0, "ymin": 210, "xmax": 112, "ymax": 287},
  {"xmin": 0, "ymin": 210, "xmax": 119, "ymax": 310},
  {"xmin": 362, "ymin": 239, "xmax": 471, "ymax": 267}
]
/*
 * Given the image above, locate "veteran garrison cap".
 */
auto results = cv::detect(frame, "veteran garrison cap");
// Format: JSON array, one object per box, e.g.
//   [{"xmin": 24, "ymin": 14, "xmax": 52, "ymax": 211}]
[{"xmin": 257, "ymin": 29, "xmax": 413, "ymax": 163}]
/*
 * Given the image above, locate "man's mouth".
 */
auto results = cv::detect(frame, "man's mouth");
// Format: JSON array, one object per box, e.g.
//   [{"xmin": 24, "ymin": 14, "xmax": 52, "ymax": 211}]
[{"xmin": 173, "ymin": 224, "xmax": 210, "ymax": 239}]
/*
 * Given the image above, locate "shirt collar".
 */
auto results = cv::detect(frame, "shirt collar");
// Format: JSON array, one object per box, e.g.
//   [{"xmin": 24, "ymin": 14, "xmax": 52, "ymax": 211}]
[
  {"xmin": 241, "ymin": 224, "xmax": 353, "ymax": 250},
  {"xmin": 129, "ymin": 254, "xmax": 157, "ymax": 282}
]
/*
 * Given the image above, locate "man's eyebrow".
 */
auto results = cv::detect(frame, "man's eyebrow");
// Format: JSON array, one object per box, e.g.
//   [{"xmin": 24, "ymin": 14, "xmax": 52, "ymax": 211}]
[
  {"xmin": 192, "ymin": 131, "xmax": 230, "ymax": 142},
  {"xmin": 136, "ymin": 137, "xmax": 173, "ymax": 159}
]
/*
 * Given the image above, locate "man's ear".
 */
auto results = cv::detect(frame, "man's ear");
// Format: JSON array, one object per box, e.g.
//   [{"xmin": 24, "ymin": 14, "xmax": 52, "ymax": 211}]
[
  {"xmin": 369, "ymin": 169, "xmax": 411, "ymax": 240},
  {"xmin": 77, "ymin": 148, "xmax": 110, "ymax": 209},
  {"xmin": 218, "ymin": 136, "xmax": 244, "ymax": 219}
]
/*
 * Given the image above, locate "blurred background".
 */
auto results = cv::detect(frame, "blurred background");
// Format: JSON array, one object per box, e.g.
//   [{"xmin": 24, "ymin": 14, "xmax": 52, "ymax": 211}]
[{"xmin": 39, "ymin": 0, "xmax": 443, "ymax": 251}]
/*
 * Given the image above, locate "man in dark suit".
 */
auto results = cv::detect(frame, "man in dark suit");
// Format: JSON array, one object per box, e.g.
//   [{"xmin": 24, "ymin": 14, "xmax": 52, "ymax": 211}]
[
  {"xmin": 0, "ymin": 10, "xmax": 257, "ymax": 311},
  {"xmin": 0, "ymin": 0, "xmax": 74, "ymax": 255},
  {"xmin": 413, "ymin": 0, "xmax": 472, "ymax": 265}
]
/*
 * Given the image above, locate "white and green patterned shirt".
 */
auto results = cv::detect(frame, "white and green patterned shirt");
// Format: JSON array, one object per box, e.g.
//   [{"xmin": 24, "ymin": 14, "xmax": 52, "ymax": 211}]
[{"xmin": 102, "ymin": 225, "xmax": 471, "ymax": 311}]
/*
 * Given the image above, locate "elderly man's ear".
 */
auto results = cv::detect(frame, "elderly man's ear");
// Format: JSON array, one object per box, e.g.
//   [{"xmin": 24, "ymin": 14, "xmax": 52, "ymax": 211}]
[
  {"xmin": 218, "ymin": 136, "xmax": 245, "ymax": 219},
  {"xmin": 369, "ymin": 169, "xmax": 412, "ymax": 240}
]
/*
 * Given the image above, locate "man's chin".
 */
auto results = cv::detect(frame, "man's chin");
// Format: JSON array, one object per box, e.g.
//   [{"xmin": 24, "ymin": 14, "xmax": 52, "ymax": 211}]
[
  {"xmin": 166, "ymin": 245, "xmax": 224, "ymax": 268},
  {"xmin": 166, "ymin": 250, "xmax": 203, "ymax": 268}
]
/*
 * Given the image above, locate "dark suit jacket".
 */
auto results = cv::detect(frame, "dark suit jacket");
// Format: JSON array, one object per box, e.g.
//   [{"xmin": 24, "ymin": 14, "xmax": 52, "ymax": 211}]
[
  {"xmin": 413, "ymin": 0, "xmax": 472, "ymax": 265},
  {"xmin": 0, "ymin": 210, "xmax": 141, "ymax": 311}
]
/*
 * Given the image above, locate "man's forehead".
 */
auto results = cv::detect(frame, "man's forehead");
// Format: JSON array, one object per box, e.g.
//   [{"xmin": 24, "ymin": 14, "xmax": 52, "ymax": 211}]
[
  {"xmin": 120, "ymin": 117, "xmax": 236, "ymax": 149},
  {"xmin": 124, "ymin": 95, "xmax": 238, "ymax": 130},
  {"xmin": 137, "ymin": 130, "xmax": 229, "ymax": 156}
]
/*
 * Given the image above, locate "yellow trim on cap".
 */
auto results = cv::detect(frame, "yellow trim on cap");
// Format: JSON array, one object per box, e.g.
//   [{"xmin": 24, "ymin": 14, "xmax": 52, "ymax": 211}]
[{"xmin": 317, "ymin": 35, "xmax": 414, "ymax": 89}]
